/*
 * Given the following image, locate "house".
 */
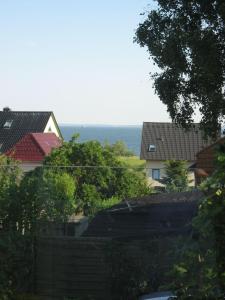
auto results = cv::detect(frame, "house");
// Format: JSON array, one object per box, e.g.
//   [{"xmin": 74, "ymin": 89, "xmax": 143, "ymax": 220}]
[
  {"xmin": 6, "ymin": 132, "xmax": 61, "ymax": 171},
  {"xmin": 0, "ymin": 108, "xmax": 62, "ymax": 154},
  {"xmin": 140, "ymin": 122, "xmax": 213, "ymax": 186},
  {"xmin": 195, "ymin": 137, "xmax": 225, "ymax": 185},
  {"xmin": 83, "ymin": 190, "xmax": 203, "ymax": 238}
]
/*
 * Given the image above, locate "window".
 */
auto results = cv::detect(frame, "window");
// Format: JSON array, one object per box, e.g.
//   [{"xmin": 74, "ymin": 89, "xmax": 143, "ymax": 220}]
[
  {"xmin": 152, "ymin": 169, "xmax": 160, "ymax": 180},
  {"xmin": 3, "ymin": 120, "xmax": 13, "ymax": 129},
  {"xmin": 148, "ymin": 144, "xmax": 156, "ymax": 152}
]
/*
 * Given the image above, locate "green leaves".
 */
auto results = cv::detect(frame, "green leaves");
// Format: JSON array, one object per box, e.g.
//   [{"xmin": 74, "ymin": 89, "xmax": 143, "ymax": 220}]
[
  {"xmin": 163, "ymin": 160, "xmax": 190, "ymax": 192},
  {"xmin": 44, "ymin": 138, "xmax": 151, "ymax": 216},
  {"xmin": 0, "ymin": 155, "xmax": 21, "ymax": 226},
  {"xmin": 135, "ymin": 0, "xmax": 225, "ymax": 137},
  {"xmin": 19, "ymin": 168, "xmax": 76, "ymax": 225},
  {"xmin": 167, "ymin": 148, "xmax": 225, "ymax": 298}
]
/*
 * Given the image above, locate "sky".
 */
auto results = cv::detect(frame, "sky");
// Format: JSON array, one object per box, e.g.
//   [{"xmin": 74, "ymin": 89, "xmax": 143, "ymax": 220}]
[{"xmin": 0, "ymin": 0, "xmax": 171, "ymax": 125}]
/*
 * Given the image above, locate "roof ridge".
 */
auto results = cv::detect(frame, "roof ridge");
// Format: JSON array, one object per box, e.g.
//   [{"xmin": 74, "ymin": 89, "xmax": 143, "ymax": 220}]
[
  {"xmin": 0, "ymin": 111, "xmax": 52, "ymax": 113},
  {"xmin": 143, "ymin": 121, "xmax": 200, "ymax": 125}
]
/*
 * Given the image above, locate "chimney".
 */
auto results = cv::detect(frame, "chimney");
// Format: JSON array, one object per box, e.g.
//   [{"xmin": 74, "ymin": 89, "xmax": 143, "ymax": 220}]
[{"xmin": 3, "ymin": 107, "xmax": 11, "ymax": 112}]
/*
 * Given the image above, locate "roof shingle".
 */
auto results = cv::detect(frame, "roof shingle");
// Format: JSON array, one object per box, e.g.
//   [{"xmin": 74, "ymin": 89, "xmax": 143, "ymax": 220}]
[
  {"xmin": 6, "ymin": 133, "xmax": 61, "ymax": 162},
  {"xmin": 0, "ymin": 111, "xmax": 56, "ymax": 152},
  {"xmin": 140, "ymin": 122, "xmax": 214, "ymax": 161}
]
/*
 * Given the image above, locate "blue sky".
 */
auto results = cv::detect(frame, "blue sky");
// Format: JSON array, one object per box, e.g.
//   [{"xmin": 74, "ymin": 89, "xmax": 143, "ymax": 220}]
[{"xmin": 0, "ymin": 0, "xmax": 170, "ymax": 125}]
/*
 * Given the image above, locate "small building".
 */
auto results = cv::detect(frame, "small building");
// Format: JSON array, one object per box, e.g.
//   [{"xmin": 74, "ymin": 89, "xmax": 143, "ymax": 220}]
[
  {"xmin": 83, "ymin": 190, "xmax": 203, "ymax": 238},
  {"xmin": 195, "ymin": 137, "xmax": 225, "ymax": 184},
  {"xmin": 6, "ymin": 133, "xmax": 61, "ymax": 171},
  {"xmin": 0, "ymin": 108, "xmax": 62, "ymax": 154},
  {"xmin": 140, "ymin": 122, "xmax": 212, "ymax": 186}
]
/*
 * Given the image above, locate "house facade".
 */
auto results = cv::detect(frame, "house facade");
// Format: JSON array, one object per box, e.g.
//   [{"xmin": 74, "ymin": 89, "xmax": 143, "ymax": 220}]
[
  {"xmin": 140, "ymin": 122, "xmax": 213, "ymax": 186},
  {"xmin": 0, "ymin": 108, "xmax": 62, "ymax": 154}
]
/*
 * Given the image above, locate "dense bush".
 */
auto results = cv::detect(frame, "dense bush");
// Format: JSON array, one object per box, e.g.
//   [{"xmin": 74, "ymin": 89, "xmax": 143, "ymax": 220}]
[
  {"xmin": 168, "ymin": 149, "xmax": 225, "ymax": 299},
  {"xmin": 45, "ymin": 136, "xmax": 151, "ymax": 215}
]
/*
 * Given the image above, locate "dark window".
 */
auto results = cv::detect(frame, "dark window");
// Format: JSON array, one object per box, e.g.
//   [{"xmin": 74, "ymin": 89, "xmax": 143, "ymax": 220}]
[{"xmin": 152, "ymin": 169, "xmax": 160, "ymax": 180}]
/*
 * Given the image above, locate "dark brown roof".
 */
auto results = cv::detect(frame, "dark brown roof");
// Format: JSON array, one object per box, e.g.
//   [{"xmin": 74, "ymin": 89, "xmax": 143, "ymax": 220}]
[
  {"xmin": 196, "ymin": 136, "xmax": 225, "ymax": 156},
  {"xmin": 83, "ymin": 190, "xmax": 203, "ymax": 238},
  {"xmin": 0, "ymin": 111, "xmax": 61, "ymax": 153},
  {"xmin": 140, "ymin": 122, "xmax": 213, "ymax": 161}
]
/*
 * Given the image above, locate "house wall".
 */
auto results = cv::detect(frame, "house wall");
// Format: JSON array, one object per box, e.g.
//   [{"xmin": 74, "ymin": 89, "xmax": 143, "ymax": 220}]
[
  {"xmin": 20, "ymin": 161, "xmax": 43, "ymax": 172},
  {"xmin": 44, "ymin": 115, "xmax": 61, "ymax": 137},
  {"xmin": 146, "ymin": 160, "xmax": 195, "ymax": 187}
]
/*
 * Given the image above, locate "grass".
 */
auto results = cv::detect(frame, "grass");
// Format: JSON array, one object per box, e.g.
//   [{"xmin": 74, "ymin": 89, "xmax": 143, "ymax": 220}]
[{"xmin": 118, "ymin": 156, "xmax": 146, "ymax": 171}]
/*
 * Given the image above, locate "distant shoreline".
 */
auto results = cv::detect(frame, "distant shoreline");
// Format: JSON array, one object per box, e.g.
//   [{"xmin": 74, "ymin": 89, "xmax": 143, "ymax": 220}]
[{"xmin": 59, "ymin": 123, "xmax": 142, "ymax": 128}]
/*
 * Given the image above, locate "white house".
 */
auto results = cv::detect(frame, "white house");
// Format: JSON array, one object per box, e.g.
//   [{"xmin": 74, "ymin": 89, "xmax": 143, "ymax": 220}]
[{"xmin": 140, "ymin": 122, "xmax": 213, "ymax": 186}]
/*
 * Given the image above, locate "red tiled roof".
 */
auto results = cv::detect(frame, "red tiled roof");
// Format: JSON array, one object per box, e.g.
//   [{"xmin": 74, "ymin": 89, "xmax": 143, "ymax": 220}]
[{"xmin": 6, "ymin": 133, "xmax": 61, "ymax": 162}]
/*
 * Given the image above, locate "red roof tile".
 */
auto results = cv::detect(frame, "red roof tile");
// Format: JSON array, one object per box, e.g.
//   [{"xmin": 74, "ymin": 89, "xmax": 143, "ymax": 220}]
[{"xmin": 6, "ymin": 133, "xmax": 61, "ymax": 162}]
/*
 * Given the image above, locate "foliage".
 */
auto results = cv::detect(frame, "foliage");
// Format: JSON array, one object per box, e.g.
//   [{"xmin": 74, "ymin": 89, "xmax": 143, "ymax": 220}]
[
  {"xmin": 0, "ymin": 232, "xmax": 33, "ymax": 300},
  {"xmin": 19, "ymin": 168, "xmax": 76, "ymax": 231},
  {"xmin": 0, "ymin": 155, "xmax": 21, "ymax": 226},
  {"xmin": 167, "ymin": 149, "xmax": 225, "ymax": 299},
  {"xmin": 135, "ymin": 0, "xmax": 225, "ymax": 137},
  {"xmin": 104, "ymin": 140, "xmax": 134, "ymax": 157},
  {"xmin": 163, "ymin": 160, "xmax": 190, "ymax": 192},
  {"xmin": 45, "ymin": 136, "xmax": 151, "ymax": 215}
]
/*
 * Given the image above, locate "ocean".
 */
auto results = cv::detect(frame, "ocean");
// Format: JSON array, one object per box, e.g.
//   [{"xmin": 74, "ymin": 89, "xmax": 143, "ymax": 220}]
[{"xmin": 59, "ymin": 125, "xmax": 142, "ymax": 156}]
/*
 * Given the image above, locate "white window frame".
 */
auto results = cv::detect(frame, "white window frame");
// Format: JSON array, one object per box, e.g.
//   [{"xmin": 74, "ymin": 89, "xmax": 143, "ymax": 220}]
[
  {"xmin": 148, "ymin": 144, "xmax": 156, "ymax": 152},
  {"xmin": 3, "ymin": 120, "xmax": 13, "ymax": 129}
]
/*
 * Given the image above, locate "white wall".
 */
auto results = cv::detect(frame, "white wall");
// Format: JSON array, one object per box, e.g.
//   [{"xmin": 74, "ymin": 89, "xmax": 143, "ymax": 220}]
[
  {"xmin": 20, "ymin": 161, "xmax": 43, "ymax": 172},
  {"xmin": 44, "ymin": 116, "xmax": 61, "ymax": 137},
  {"xmin": 146, "ymin": 160, "xmax": 195, "ymax": 187}
]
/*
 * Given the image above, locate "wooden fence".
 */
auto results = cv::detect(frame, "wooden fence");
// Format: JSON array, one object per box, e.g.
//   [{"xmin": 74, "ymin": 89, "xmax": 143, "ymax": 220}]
[
  {"xmin": 36, "ymin": 237, "xmax": 112, "ymax": 300},
  {"xmin": 36, "ymin": 236, "xmax": 179, "ymax": 300}
]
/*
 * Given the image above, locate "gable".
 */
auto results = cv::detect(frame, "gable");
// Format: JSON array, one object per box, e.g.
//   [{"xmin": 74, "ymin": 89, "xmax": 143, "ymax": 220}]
[
  {"xmin": 43, "ymin": 115, "xmax": 62, "ymax": 138},
  {"xmin": 140, "ymin": 122, "xmax": 214, "ymax": 161}
]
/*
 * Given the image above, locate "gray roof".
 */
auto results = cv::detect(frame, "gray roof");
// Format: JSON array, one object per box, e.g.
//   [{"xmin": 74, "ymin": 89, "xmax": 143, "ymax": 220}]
[
  {"xmin": 83, "ymin": 190, "xmax": 203, "ymax": 238},
  {"xmin": 140, "ymin": 122, "xmax": 213, "ymax": 161},
  {"xmin": 0, "ymin": 110, "xmax": 61, "ymax": 153}
]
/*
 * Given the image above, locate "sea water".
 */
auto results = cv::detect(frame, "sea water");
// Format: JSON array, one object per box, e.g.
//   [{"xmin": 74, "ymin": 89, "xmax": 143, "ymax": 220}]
[{"xmin": 59, "ymin": 125, "xmax": 142, "ymax": 156}]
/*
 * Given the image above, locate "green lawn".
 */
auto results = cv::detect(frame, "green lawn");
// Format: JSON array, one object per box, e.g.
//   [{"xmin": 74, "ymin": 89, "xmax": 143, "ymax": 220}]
[{"xmin": 118, "ymin": 156, "xmax": 146, "ymax": 170}]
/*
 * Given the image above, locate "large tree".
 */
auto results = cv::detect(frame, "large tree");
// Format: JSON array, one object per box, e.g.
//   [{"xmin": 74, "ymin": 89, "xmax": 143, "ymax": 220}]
[
  {"xmin": 44, "ymin": 136, "xmax": 151, "ymax": 215},
  {"xmin": 135, "ymin": 0, "xmax": 225, "ymax": 137}
]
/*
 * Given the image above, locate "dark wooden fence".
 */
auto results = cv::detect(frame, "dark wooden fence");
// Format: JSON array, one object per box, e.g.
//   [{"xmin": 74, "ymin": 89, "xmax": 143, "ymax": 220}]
[
  {"xmin": 35, "ymin": 235, "xmax": 179, "ymax": 300},
  {"xmin": 36, "ymin": 237, "xmax": 112, "ymax": 300}
]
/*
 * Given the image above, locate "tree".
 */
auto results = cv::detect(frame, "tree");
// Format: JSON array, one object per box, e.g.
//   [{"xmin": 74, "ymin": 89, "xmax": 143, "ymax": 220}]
[
  {"xmin": 104, "ymin": 140, "xmax": 135, "ymax": 157},
  {"xmin": 0, "ymin": 155, "xmax": 21, "ymax": 228},
  {"xmin": 19, "ymin": 168, "xmax": 76, "ymax": 232},
  {"xmin": 163, "ymin": 160, "xmax": 189, "ymax": 192},
  {"xmin": 168, "ymin": 149, "xmax": 225, "ymax": 299},
  {"xmin": 45, "ymin": 136, "xmax": 151, "ymax": 215},
  {"xmin": 135, "ymin": 1, "xmax": 225, "ymax": 137}
]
